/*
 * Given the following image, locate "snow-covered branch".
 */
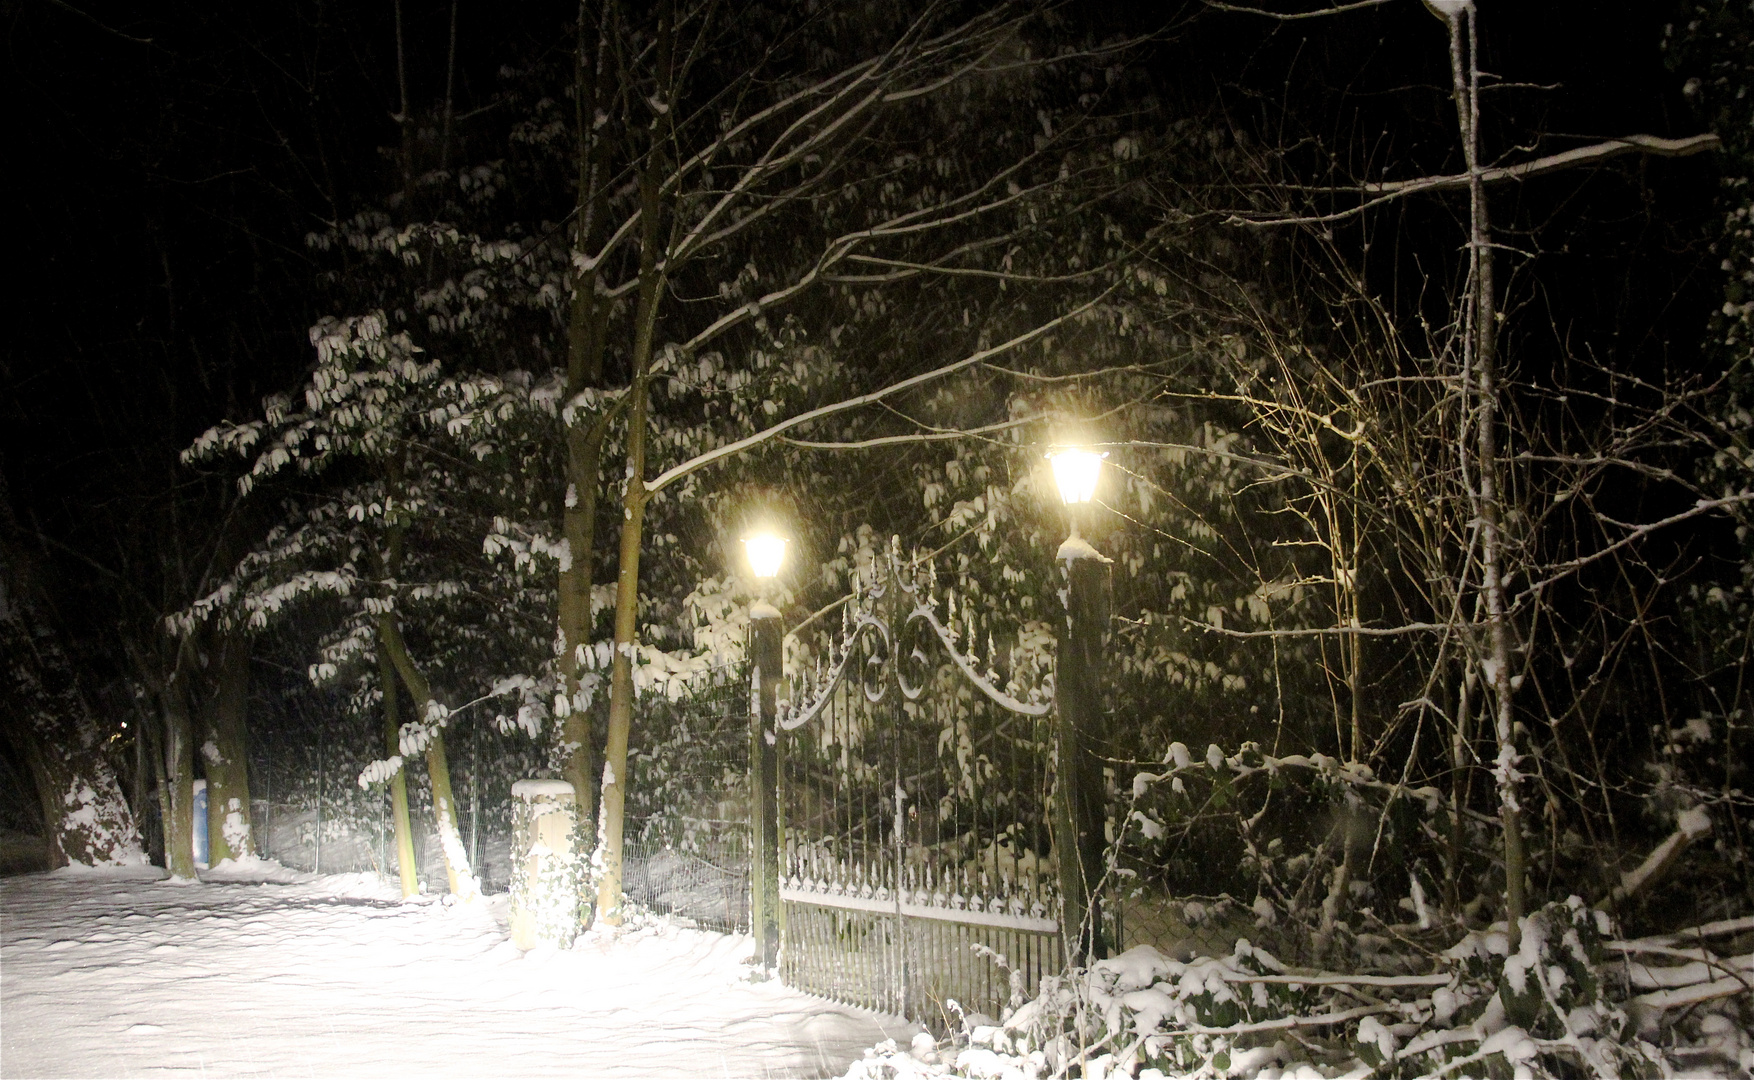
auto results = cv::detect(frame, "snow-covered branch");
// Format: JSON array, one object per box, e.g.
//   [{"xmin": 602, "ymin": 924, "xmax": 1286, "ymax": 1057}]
[
  {"xmin": 645, "ymin": 285, "xmax": 1118, "ymax": 495},
  {"xmin": 1231, "ymin": 133, "xmax": 1721, "ymax": 227}
]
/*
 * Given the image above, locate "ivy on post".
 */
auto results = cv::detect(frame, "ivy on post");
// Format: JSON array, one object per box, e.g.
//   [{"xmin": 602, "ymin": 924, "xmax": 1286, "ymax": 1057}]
[{"xmin": 748, "ymin": 603, "xmax": 783, "ymax": 972}]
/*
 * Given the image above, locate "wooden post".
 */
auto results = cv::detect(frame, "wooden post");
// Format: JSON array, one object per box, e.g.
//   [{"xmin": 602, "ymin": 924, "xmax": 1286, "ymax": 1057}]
[
  {"xmin": 749, "ymin": 603, "xmax": 783, "ymax": 970},
  {"xmin": 1053, "ymin": 536, "xmax": 1112, "ymax": 965}
]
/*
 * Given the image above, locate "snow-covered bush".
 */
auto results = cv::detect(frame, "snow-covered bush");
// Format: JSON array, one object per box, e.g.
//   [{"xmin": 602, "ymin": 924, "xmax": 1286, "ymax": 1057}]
[{"xmin": 844, "ymin": 896, "xmax": 1753, "ymax": 1079}]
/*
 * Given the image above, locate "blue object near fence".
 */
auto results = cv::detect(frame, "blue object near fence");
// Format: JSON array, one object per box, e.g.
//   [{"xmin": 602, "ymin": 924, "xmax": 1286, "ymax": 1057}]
[{"xmin": 192, "ymin": 779, "xmax": 209, "ymax": 868}]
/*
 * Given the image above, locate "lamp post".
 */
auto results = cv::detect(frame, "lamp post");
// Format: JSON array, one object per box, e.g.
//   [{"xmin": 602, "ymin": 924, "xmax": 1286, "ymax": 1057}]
[
  {"xmin": 742, "ymin": 531, "xmax": 787, "ymax": 972},
  {"xmin": 1047, "ymin": 447, "xmax": 1112, "ymax": 964}
]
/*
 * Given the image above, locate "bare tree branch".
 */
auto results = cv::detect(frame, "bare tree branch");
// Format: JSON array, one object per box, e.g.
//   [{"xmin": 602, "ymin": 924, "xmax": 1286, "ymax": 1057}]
[
  {"xmin": 780, "ymin": 415, "xmax": 1037, "ymax": 450},
  {"xmin": 1230, "ymin": 133, "xmax": 1721, "ymax": 227},
  {"xmin": 645, "ymin": 284, "xmax": 1120, "ymax": 494},
  {"xmin": 1201, "ymin": 0, "xmax": 1395, "ymax": 20}
]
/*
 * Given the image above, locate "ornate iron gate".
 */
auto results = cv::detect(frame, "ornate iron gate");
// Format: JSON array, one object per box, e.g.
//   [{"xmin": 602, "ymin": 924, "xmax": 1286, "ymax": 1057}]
[{"xmin": 777, "ymin": 549, "xmax": 1063, "ymax": 1025}]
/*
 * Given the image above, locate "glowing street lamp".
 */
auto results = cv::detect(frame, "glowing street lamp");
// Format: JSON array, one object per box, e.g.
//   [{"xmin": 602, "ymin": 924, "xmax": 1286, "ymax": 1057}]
[
  {"xmin": 1047, "ymin": 447, "xmax": 1105, "ymax": 537},
  {"xmin": 742, "ymin": 532, "xmax": 789, "ymax": 581},
  {"xmin": 1048, "ymin": 448, "xmax": 1104, "ymax": 505}
]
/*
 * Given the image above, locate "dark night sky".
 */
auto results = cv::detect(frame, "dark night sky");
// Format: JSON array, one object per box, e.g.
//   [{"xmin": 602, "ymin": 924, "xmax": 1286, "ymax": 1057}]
[{"xmin": 0, "ymin": 0, "xmax": 1721, "ymax": 639}]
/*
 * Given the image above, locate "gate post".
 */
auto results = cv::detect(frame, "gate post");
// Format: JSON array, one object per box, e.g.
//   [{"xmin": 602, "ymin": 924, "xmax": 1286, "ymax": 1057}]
[
  {"xmin": 1053, "ymin": 538, "xmax": 1112, "ymax": 965},
  {"xmin": 749, "ymin": 602, "xmax": 783, "ymax": 970},
  {"xmin": 509, "ymin": 779, "xmax": 580, "ymax": 950}
]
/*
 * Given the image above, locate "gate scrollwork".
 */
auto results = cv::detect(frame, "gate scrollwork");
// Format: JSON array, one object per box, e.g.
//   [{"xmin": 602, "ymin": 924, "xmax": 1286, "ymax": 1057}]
[
  {"xmin": 776, "ymin": 537, "xmax": 1064, "ymax": 1025},
  {"xmin": 782, "ymin": 546, "xmax": 1051, "ymax": 728}
]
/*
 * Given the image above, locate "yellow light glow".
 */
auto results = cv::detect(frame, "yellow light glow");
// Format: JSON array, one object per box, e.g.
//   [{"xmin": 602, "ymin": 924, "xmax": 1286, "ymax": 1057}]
[
  {"xmin": 743, "ymin": 533, "xmax": 789, "ymax": 579},
  {"xmin": 1048, "ymin": 448, "xmax": 1104, "ymax": 505}
]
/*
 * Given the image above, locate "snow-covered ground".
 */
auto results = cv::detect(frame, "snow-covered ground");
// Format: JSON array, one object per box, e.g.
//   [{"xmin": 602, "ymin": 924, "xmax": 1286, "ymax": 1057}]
[{"xmin": 0, "ymin": 861, "xmax": 912, "ymax": 1079}]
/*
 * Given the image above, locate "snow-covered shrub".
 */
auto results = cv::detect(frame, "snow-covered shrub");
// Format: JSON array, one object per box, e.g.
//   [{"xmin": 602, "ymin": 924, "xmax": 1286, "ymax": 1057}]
[
  {"xmin": 1112, "ymin": 740, "xmax": 1451, "ymax": 965},
  {"xmin": 841, "ymin": 896, "xmax": 1754, "ymax": 1079}
]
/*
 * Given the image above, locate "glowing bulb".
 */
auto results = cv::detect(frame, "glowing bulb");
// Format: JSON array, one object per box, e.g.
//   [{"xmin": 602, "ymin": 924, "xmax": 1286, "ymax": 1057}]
[
  {"xmin": 1048, "ymin": 448, "xmax": 1104, "ymax": 505},
  {"xmin": 743, "ymin": 533, "xmax": 789, "ymax": 579}
]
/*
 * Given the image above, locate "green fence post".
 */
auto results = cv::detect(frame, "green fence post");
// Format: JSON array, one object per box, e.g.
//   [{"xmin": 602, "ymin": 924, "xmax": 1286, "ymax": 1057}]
[
  {"xmin": 1053, "ymin": 538, "xmax": 1112, "ymax": 966},
  {"xmin": 749, "ymin": 603, "xmax": 783, "ymax": 971}
]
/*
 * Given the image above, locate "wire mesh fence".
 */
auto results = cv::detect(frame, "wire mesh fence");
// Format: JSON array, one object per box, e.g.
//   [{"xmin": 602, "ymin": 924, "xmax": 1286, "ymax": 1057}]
[
  {"xmin": 245, "ymin": 675, "xmax": 541, "ymax": 893},
  {"xmin": 622, "ymin": 831, "xmax": 750, "ymax": 933},
  {"xmin": 621, "ymin": 665, "xmax": 752, "ymax": 932},
  {"xmin": 1111, "ymin": 888, "xmax": 1261, "ymax": 962}
]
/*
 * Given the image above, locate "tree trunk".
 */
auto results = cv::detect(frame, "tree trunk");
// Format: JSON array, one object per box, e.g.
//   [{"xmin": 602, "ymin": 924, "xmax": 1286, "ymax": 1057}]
[
  {"xmin": 378, "ymin": 610, "xmax": 478, "ymax": 900},
  {"xmin": 594, "ymin": 0, "xmax": 674, "ymax": 927},
  {"xmin": 161, "ymin": 647, "xmax": 198, "ymax": 879},
  {"xmin": 15, "ymin": 733, "xmax": 67, "ymax": 867},
  {"xmin": 202, "ymin": 628, "xmax": 254, "ymax": 863},
  {"xmin": 595, "ymin": 393, "xmax": 650, "ymax": 925},
  {"xmin": 1445, "ymin": 6, "xmax": 1524, "ymax": 942},
  {"xmin": 555, "ymin": 0, "xmax": 616, "ymax": 865},
  {"xmin": 378, "ymin": 638, "xmax": 421, "ymax": 896}
]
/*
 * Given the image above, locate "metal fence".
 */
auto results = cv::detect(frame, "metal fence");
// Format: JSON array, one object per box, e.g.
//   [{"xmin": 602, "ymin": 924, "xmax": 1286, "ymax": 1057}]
[
  {"xmin": 1112, "ymin": 888, "xmax": 1257, "ymax": 961},
  {"xmin": 621, "ymin": 666, "xmax": 752, "ymax": 932},
  {"xmin": 623, "ymin": 832, "xmax": 750, "ymax": 933},
  {"xmin": 244, "ymin": 676, "xmax": 541, "ymax": 893}
]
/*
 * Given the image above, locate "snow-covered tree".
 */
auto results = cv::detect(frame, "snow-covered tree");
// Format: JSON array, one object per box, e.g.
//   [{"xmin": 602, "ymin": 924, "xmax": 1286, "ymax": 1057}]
[{"xmin": 0, "ymin": 481, "xmax": 145, "ymax": 869}]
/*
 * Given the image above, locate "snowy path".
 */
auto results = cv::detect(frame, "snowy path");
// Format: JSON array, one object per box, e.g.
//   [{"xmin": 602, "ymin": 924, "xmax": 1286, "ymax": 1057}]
[{"xmin": 1, "ymin": 864, "xmax": 909, "ymax": 1079}]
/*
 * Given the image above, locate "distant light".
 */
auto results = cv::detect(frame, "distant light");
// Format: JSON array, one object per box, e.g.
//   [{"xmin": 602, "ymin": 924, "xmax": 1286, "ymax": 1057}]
[
  {"xmin": 1048, "ymin": 449, "xmax": 1104, "ymax": 506},
  {"xmin": 743, "ymin": 533, "xmax": 789, "ymax": 579}
]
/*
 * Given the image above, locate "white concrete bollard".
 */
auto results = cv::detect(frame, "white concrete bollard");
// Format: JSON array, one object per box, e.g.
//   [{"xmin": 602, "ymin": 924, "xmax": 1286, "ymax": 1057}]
[{"xmin": 508, "ymin": 779, "xmax": 582, "ymax": 950}]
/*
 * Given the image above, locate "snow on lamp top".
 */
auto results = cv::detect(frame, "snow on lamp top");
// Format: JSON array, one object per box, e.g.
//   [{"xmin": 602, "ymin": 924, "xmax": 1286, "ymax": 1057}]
[
  {"xmin": 1048, "ymin": 448, "xmax": 1104, "ymax": 506},
  {"xmin": 743, "ymin": 532, "xmax": 789, "ymax": 579}
]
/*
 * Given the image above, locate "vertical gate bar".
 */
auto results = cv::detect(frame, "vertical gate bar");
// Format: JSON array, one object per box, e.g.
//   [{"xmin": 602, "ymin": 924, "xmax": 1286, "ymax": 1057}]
[
  {"xmin": 893, "ymin": 703, "xmax": 905, "ymax": 1021},
  {"xmin": 980, "ymin": 927, "xmax": 989, "ymax": 1017},
  {"xmin": 986, "ymin": 929, "xmax": 995, "ymax": 1017},
  {"xmin": 820, "ymin": 909, "xmax": 831, "ymax": 1003},
  {"xmin": 966, "ymin": 923, "xmax": 974, "ymax": 1019},
  {"xmin": 815, "ymin": 908, "xmax": 826, "ymax": 1002}
]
